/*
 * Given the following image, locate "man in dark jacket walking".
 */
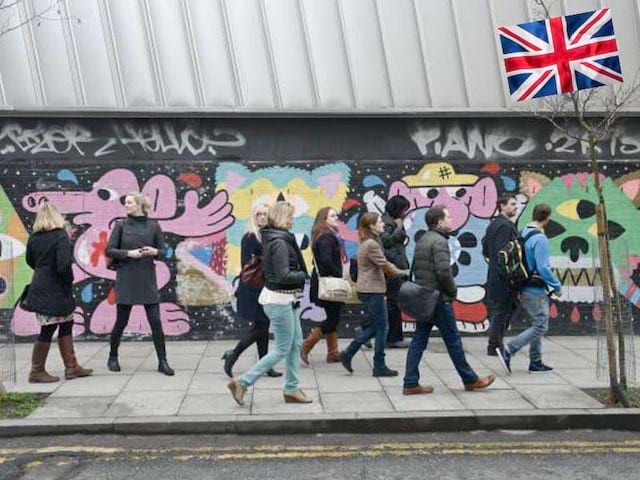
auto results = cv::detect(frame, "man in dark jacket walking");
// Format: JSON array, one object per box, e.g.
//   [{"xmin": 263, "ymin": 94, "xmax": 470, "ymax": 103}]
[
  {"xmin": 380, "ymin": 196, "xmax": 411, "ymax": 348},
  {"xmin": 483, "ymin": 194, "xmax": 520, "ymax": 357},
  {"xmin": 402, "ymin": 205, "xmax": 495, "ymax": 395}
]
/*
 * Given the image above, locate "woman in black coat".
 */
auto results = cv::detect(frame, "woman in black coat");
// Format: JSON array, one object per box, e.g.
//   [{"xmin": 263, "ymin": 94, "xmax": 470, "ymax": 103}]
[
  {"xmin": 105, "ymin": 192, "xmax": 174, "ymax": 376},
  {"xmin": 23, "ymin": 201, "xmax": 92, "ymax": 383},
  {"xmin": 301, "ymin": 207, "xmax": 347, "ymax": 364},
  {"xmin": 221, "ymin": 204, "xmax": 281, "ymax": 378}
]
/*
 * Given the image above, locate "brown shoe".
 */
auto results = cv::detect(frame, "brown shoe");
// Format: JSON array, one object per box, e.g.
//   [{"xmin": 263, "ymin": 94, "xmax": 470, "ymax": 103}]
[
  {"xmin": 464, "ymin": 374, "xmax": 496, "ymax": 391},
  {"xmin": 283, "ymin": 390, "xmax": 313, "ymax": 404},
  {"xmin": 325, "ymin": 332, "xmax": 340, "ymax": 363},
  {"xmin": 28, "ymin": 341, "xmax": 60, "ymax": 384},
  {"xmin": 301, "ymin": 327, "xmax": 323, "ymax": 365},
  {"xmin": 403, "ymin": 385, "xmax": 434, "ymax": 395},
  {"xmin": 227, "ymin": 380, "xmax": 247, "ymax": 406},
  {"xmin": 58, "ymin": 335, "xmax": 93, "ymax": 380}
]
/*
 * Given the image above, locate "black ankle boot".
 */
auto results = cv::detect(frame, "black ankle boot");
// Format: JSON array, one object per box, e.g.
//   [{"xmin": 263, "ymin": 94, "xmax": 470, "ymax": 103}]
[
  {"xmin": 266, "ymin": 368, "xmax": 283, "ymax": 378},
  {"xmin": 373, "ymin": 366, "xmax": 399, "ymax": 377},
  {"xmin": 221, "ymin": 350, "xmax": 238, "ymax": 378},
  {"xmin": 107, "ymin": 355, "xmax": 121, "ymax": 372},
  {"xmin": 339, "ymin": 351, "xmax": 353, "ymax": 374},
  {"xmin": 158, "ymin": 359, "xmax": 175, "ymax": 376}
]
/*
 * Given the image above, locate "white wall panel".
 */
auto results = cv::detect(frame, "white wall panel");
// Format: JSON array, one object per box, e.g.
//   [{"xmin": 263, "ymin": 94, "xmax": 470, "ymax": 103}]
[
  {"xmin": 107, "ymin": 0, "xmax": 157, "ymax": 106},
  {"xmin": 0, "ymin": 4, "xmax": 37, "ymax": 106},
  {"xmin": 187, "ymin": 0, "xmax": 237, "ymax": 108},
  {"xmin": 454, "ymin": 0, "xmax": 504, "ymax": 107},
  {"xmin": 147, "ymin": 0, "xmax": 197, "ymax": 106},
  {"xmin": 29, "ymin": 0, "xmax": 76, "ymax": 105},
  {"xmin": 377, "ymin": 0, "xmax": 429, "ymax": 108},
  {"xmin": 608, "ymin": 0, "xmax": 640, "ymax": 86},
  {"xmin": 300, "ymin": 0, "xmax": 353, "ymax": 108},
  {"xmin": 68, "ymin": 0, "xmax": 117, "ymax": 106},
  {"xmin": 263, "ymin": 0, "xmax": 314, "ymax": 108},
  {"xmin": 415, "ymin": 0, "xmax": 467, "ymax": 107},
  {"xmin": 340, "ymin": 0, "xmax": 391, "ymax": 107},
  {"xmin": 224, "ymin": 0, "xmax": 276, "ymax": 108}
]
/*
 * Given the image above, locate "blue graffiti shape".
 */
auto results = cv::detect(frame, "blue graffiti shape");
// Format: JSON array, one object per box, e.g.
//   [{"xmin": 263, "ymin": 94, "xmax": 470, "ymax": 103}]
[
  {"xmin": 57, "ymin": 169, "xmax": 79, "ymax": 185},
  {"xmin": 81, "ymin": 284, "xmax": 93, "ymax": 303},
  {"xmin": 501, "ymin": 175, "xmax": 516, "ymax": 191},
  {"xmin": 362, "ymin": 175, "xmax": 386, "ymax": 188}
]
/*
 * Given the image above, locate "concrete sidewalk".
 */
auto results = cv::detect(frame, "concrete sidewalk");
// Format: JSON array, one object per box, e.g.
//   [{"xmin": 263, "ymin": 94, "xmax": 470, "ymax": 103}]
[{"xmin": 2, "ymin": 336, "xmax": 639, "ymax": 436}]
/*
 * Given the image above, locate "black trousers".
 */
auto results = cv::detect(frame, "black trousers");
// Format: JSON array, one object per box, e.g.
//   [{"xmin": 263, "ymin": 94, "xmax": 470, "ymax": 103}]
[
  {"xmin": 110, "ymin": 303, "xmax": 167, "ymax": 361},
  {"xmin": 319, "ymin": 302, "xmax": 342, "ymax": 335},
  {"xmin": 386, "ymin": 297, "xmax": 404, "ymax": 343},
  {"xmin": 38, "ymin": 321, "xmax": 73, "ymax": 342},
  {"xmin": 487, "ymin": 298, "xmax": 518, "ymax": 351},
  {"xmin": 232, "ymin": 321, "xmax": 270, "ymax": 359}
]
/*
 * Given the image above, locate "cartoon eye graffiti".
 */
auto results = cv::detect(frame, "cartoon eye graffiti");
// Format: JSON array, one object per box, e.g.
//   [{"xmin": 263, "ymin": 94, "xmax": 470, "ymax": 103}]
[
  {"xmin": 556, "ymin": 199, "xmax": 596, "ymax": 220},
  {"xmin": 588, "ymin": 221, "xmax": 626, "ymax": 240},
  {"xmin": 455, "ymin": 188, "xmax": 467, "ymax": 198},
  {"xmin": 545, "ymin": 219, "xmax": 566, "ymax": 239},
  {"xmin": 427, "ymin": 188, "xmax": 438, "ymax": 199},
  {"xmin": 97, "ymin": 188, "xmax": 120, "ymax": 201}
]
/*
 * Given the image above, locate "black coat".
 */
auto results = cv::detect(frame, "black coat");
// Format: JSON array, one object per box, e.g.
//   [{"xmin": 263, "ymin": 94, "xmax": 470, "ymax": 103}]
[
  {"xmin": 24, "ymin": 229, "xmax": 75, "ymax": 316},
  {"xmin": 106, "ymin": 215, "xmax": 165, "ymax": 305},
  {"xmin": 482, "ymin": 215, "xmax": 519, "ymax": 303},
  {"xmin": 310, "ymin": 232, "xmax": 343, "ymax": 306},
  {"xmin": 413, "ymin": 228, "xmax": 457, "ymax": 302},
  {"xmin": 380, "ymin": 212, "xmax": 410, "ymax": 270},
  {"xmin": 236, "ymin": 232, "xmax": 269, "ymax": 323},
  {"xmin": 262, "ymin": 227, "xmax": 307, "ymax": 292}
]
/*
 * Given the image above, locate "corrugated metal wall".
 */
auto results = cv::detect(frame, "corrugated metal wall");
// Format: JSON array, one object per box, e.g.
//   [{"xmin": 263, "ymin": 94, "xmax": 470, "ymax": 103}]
[{"xmin": 0, "ymin": 0, "xmax": 639, "ymax": 112}]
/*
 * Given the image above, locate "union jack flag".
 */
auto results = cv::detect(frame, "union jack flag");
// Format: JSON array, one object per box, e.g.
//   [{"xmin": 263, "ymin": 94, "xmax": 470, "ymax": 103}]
[{"xmin": 498, "ymin": 8, "xmax": 623, "ymax": 102}]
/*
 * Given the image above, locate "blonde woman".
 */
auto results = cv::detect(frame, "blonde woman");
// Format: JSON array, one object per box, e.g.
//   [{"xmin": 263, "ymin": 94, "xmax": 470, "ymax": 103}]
[
  {"xmin": 23, "ymin": 202, "xmax": 92, "ymax": 383},
  {"xmin": 221, "ymin": 204, "xmax": 282, "ymax": 378},
  {"xmin": 105, "ymin": 192, "xmax": 174, "ymax": 376},
  {"xmin": 228, "ymin": 201, "xmax": 309, "ymax": 406}
]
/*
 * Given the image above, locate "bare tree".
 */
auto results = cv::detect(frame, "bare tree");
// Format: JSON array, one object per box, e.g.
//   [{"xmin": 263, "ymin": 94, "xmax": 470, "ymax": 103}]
[
  {"xmin": 0, "ymin": 0, "xmax": 69, "ymax": 39},
  {"xmin": 532, "ymin": 0, "xmax": 640, "ymax": 406}
]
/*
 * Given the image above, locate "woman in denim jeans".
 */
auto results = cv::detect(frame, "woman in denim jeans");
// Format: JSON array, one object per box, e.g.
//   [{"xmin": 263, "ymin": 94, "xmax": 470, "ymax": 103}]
[
  {"xmin": 339, "ymin": 212, "xmax": 406, "ymax": 377},
  {"xmin": 227, "ymin": 201, "xmax": 310, "ymax": 406}
]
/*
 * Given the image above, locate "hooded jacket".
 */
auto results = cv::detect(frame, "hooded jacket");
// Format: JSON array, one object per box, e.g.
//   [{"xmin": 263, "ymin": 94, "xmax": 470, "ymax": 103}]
[{"xmin": 261, "ymin": 227, "xmax": 308, "ymax": 291}]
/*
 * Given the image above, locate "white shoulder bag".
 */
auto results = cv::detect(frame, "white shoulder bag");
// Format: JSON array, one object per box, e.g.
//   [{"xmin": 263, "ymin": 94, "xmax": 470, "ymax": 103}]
[{"xmin": 313, "ymin": 252, "xmax": 352, "ymax": 303}]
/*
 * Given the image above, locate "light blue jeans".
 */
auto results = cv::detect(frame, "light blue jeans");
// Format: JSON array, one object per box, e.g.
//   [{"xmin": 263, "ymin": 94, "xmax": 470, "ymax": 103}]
[
  {"xmin": 238, "ymin": 303, "xmax": 302, "ymax": 393},
  {"xmin": 506, "ymin": 292, "xmax": 549, "ymax": 364}
]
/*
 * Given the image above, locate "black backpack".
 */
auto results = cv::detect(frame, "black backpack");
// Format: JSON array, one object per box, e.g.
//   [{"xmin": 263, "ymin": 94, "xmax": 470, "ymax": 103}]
[{"xmin": 497, "ymin": 229, "xmax": 542, "ymax": 293}]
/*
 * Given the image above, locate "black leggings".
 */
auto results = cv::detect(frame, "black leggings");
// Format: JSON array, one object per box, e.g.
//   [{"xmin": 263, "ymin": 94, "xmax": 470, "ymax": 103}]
[
  {"xmin": 38, "ymin": 321, "xmax": 73, "ymax": 342},
  {"xmin": 232, "ymin": 321, "xmax": 269, "ymax": 359},
  {"xmin": 319, "ymin": 302, "xmax": 342, "ymax": 335},
  {"xmin": 110, "ymin": 304, "xmax": 167, "ymax": 361}
]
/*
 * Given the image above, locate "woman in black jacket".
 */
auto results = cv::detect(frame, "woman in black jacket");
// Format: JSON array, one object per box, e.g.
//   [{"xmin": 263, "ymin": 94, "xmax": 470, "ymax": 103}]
[
  {"xmin": 227, "ymin": 201, "xmax": 310, "ymax": 406},
  {"xmin": 221, "ymin": 204, "xmax": 281, "ymax": 378},
  {"xmin": 105, "ymin": 192, "xmax": 174, "ymax": 376},
  {"xmin": 380, "ymin": 195, "xmax": 411, "ymax": 348},
  {"xmin": 301, "ymin": 207, "xmax": 347, "ymax": 364},
  {"xmin": 24, "ymin": 202, "xmax": 92, "ymax": 383}
]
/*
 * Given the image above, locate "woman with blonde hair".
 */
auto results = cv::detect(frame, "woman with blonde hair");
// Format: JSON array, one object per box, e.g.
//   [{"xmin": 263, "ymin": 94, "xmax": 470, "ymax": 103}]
[
  {"xmin": 221, "ymin": 203, "xmax": 282, "ymax": 378},
  {"xmin": 105, "ymin": 192, "xmax": 174, "ymax": 376},
  {"xmin": 23, "ymin": 201, "xmax": 92, "ymax": 383},
  {"xmin": 227, "ymin": 201, "xmax": 309, "ymax": 406},
  {"xmin": 339, "ymin": 212, "xmax": 406, "ymax": 377}
]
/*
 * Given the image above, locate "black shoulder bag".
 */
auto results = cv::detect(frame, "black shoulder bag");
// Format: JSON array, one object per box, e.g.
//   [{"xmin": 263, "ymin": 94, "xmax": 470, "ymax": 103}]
[{"xmin": 397, "ymin": 258, "xmax": 441, "ymax": 323}]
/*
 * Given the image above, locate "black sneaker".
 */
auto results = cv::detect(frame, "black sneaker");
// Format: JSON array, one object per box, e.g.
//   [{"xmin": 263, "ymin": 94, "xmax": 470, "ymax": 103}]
[
  {"xmin": 373, "ymin": 367, "xmax": 399, "ymax": 377},
  {"xmin": 529, "ymin": 362, "xmax": 553, "ymax": 373},
  {"xmin": 487, "ymin": 347, "xmax": 498, "ymax": 357},
  {"xmin": 496, "ymin": 347, "xmax": 512, "ymax": 375},
  {"xmin": 339, "ymin": 351, "xmax": 353, "ymax": 374}
]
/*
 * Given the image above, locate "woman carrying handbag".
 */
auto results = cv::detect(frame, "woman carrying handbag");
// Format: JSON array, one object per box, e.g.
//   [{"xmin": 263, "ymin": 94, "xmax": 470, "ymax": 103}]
[
  {"xmin": 221, "ymin": 204, "xmax": 282, "ymax": 378},
  {"xmin": 301, "ymin": 207, "xmax": 349, "ymax": 364}
]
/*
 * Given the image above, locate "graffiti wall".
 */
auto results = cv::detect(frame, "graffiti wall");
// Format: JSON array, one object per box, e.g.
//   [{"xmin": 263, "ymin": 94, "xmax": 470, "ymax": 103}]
[{"xmin": 1, "ymin": 117, "xmax": 640, "ymax": 340}]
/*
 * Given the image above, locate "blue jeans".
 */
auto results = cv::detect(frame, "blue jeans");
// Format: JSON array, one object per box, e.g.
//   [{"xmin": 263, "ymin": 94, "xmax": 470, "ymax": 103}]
[
  {"xmin": 507, "ymin": 292, "xmax": 549, "ymax": 364},
  {"xmin": 403, "ymin": 301, "xmax": 478, "ymax": 387},
  {"xmin": 343, "ymin": 293, "xmax": 389, "ymax": 370},
  {"xmin": 239, "ymin": 303, "xmax": 302, "ymax": 393}
]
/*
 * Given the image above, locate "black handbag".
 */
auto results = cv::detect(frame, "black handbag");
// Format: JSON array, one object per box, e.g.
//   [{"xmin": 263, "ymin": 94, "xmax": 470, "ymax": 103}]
[
  {"xmin": 397, "ymin": 260, "xmax": 440, "ymax": 323},
  {"xmin": 106, "ymin": 220, "xmax": 124, "ymax": 271}
]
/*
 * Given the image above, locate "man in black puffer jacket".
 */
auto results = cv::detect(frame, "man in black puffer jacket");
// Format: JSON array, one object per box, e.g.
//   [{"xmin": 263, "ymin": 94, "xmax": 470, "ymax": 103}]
[{"xmin": 402, "ymin": 205, "xmax": 495, "ymax": 395}]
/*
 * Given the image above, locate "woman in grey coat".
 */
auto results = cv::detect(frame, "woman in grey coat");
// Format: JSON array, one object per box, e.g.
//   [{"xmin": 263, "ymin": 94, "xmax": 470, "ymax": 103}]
[{"xmin": 105, "ymin": 192, "xmax": 174, "ymax": 376}]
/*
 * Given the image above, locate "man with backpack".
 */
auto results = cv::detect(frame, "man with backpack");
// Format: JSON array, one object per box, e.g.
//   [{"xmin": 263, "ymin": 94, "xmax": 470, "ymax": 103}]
[
  {"xmin": 497, "ymin": 204, "xmax": 562, "ymax": 374},
  {"xmin": 483, "ymin": 194, "xmax": 519, "ymax": 357}
]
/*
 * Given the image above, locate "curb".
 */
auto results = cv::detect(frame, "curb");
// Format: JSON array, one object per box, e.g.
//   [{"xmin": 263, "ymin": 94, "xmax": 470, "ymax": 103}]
[{"xmin": 2, "ymin": 409, "xmax": 640, "ymax": 437}]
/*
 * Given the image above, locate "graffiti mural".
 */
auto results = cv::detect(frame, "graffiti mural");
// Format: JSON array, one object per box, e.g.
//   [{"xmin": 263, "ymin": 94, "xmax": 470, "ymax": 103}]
[{"xmin": 1, "ymin": 117, "xmax": 640, "ymax": 339}]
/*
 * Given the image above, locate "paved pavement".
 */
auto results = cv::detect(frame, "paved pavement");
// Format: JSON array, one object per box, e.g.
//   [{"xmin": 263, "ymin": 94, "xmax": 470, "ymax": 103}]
[{"xmin": 2, "ymin": 336, "xmax": 639, "ymax": 435}]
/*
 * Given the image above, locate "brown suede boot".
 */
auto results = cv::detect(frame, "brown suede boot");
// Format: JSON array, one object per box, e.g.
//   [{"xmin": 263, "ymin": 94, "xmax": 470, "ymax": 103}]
[
  {"xmin": 300, "ymin": 327, "xmax": 323, "ymax": 366},
  {"xmin": 283, "ymin": 390, "xmax": 313, "ymax": 404},
  {"xmin": 325, "ymin": 332, "xmax": 340, "ymax": 363},
  {"xmin": 28, "ymin": 341, "xmax": 60, "ymax": 383},
  {"xmin": 58, "ymin": 335, "xmax": 93, "ymax": 380}
]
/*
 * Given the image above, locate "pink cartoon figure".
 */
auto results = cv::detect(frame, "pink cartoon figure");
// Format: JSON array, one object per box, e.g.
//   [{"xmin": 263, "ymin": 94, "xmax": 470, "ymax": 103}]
[{"xmin": 16, "ymin": 169, "xmax": 234, "ymax": 337}]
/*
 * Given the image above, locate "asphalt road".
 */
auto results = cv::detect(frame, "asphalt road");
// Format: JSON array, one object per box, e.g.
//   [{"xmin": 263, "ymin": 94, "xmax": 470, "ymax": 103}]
[{"xmin": 1, "ymin": 430, "xmax": 639, "ymax": 480}]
